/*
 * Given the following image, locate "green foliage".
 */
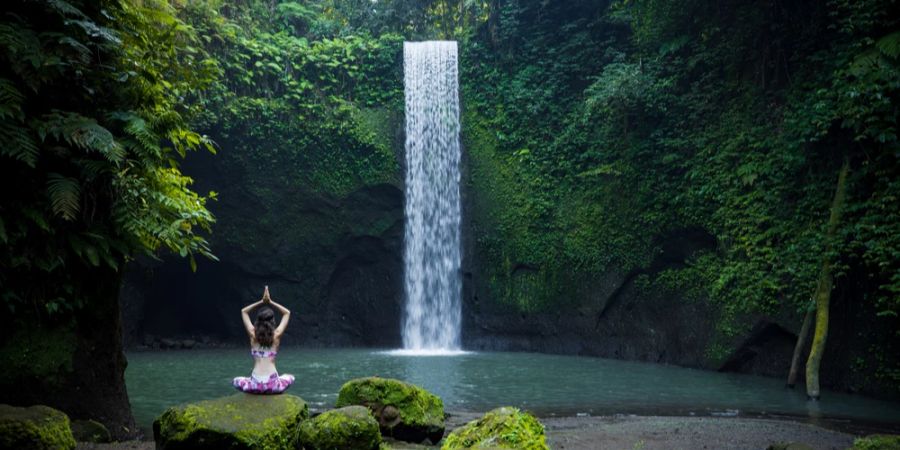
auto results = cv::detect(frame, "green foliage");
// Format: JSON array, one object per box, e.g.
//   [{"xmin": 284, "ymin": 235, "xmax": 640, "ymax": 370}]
[
  {"xmin": 180, "ymin": 1, "xmax": 402, "ymax": 199},
  {"xmin": 0, "ymin": 0, "xmax": 217, "ymax": 318},
  {"xmin": 461, "ymin": 0, "xmax": 899, "ymax": 382}
]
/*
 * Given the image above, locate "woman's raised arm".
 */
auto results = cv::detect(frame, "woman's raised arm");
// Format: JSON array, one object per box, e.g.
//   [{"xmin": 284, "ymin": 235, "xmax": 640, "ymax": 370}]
[
  {"xmin": 265, "ymin": 289, "xmax": 291, "ymax": 339},
  {"xmin": 241, "ymin": 297, "xmax": 265, "ymax": 338}
]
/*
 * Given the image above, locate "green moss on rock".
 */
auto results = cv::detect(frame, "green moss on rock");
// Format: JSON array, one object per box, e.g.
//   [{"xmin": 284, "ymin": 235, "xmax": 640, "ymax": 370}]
[
  {"xmin": 851, "ymin": 434, "xmax": 900, "ymax": 450},
  {"xmin": 766, "ymin": 443, "xmax": 814, "ymax": 450},
  {"xmin": 336, "ymin": 377, "xmax": 444, "ymax": 443},
  {"xmin": 441, "ymin": 407, "xmax": 548, "ymax": 450},
  {"xmin": 153, "ymin": 393, "xmax": 308, "ymax": 450},
  {"xmin": 298, "ymin": 405, "xmax": 382, "ymax": 450},
  {"xmin": 0, "ymin": 404, "xmax": 76, "ymax": 450}
]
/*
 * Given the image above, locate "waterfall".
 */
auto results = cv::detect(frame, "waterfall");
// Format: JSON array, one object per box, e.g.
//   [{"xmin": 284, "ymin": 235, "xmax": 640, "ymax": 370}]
[{"xmin": 401, "ymin": 41, "xmax": 462, "ymax": 351}]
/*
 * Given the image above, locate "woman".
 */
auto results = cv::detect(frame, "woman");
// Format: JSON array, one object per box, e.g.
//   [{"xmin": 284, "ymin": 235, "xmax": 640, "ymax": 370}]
[{"xmin": 232, "ymin": 286, "xmax": 295, "ymax": 394}]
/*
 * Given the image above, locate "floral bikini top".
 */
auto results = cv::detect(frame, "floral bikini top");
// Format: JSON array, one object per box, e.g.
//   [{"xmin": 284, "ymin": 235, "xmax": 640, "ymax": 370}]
[{"xmin": 250, "ymin": 348, "xmax": 277, "ymax": 359}]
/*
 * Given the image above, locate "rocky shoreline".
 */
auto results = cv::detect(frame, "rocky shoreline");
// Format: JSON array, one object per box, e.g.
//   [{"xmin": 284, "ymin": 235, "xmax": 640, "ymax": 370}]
[{"xmin": 72, "ymin": 413, "xmax": 888, "ymax": 450}]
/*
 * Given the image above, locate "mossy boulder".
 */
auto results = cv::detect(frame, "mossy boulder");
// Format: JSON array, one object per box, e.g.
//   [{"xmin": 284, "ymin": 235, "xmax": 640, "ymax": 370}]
[
  {"xmin": 0, "ymin": 404, "xmax": 76, "ymax": 450},
  {"xmin": 298, "ymin": 405, "xmax": 382, "ymax": 450},
  {"xmin": 70, "ymin": 419, "xmax": 111, "ymax": 443},
  {"xmin": 851, "ymin": 434, "xmax": 900, "ymax": 450},
  {"xmin": 767, "ymin": 443, "xmax": 814, "ymax": 450},
  {"xmin": 336, "ymin": 377, "xmax": 444, "ymax": 444},
  {"xmin": 441, "ymin": 407, "xmax": 548, "ymax": 450},
  {"xmin": 153, "ymin": 393, "xmax": 308, "ymax": 450}
]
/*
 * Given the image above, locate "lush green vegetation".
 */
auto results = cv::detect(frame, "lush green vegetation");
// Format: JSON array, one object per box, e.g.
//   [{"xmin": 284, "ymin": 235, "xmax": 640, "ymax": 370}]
[
  {"xmin": 182, "ymin": 0, "xmax": 404, "ymax": 198},
  {"xmin": 0, "ymin": 0, "xmax": 217, "ymax": 317},
  {"xmin": 0, "ymin": 0, "xmax": 898, "ymax": 428},
  {"xmin": 458, "ymin": 0, "xmax": 899, "ymax": 388}
]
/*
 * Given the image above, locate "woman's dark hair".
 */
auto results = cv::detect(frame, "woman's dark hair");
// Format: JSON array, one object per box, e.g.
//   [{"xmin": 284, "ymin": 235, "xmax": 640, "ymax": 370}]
[{"xmin": 254, "ymin": 307, "xmax": 276, "ymax": 347}]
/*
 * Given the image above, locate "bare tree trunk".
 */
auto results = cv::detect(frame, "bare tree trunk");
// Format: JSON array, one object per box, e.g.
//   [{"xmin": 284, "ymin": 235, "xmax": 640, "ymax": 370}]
[
  {"xmin": 805, "ymin": 159, "xmax": 850, "ymax": 400},
  {"xmin": 786, "ymin": 303, "xmax": 814, "ymax": 388}
]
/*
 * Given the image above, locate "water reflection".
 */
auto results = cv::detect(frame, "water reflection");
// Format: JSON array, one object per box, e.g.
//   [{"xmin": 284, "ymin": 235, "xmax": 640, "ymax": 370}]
[{"xmin": 392, "ymin": 352, "xmax": 464, "ymax": 408}]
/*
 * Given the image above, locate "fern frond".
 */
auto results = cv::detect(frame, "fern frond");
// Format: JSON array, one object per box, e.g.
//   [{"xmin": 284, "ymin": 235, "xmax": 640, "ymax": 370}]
[
  {"xmin": 46, "ymin": 173, "xmax": 81, "ymax": 221},
  {"xmin": 56, "ymin": 35, "xmax": 93, "ymax": 65},
  {"xmin": 121, "ymin": 113, "xmax": 162, "ymax": 156},
  {"xmin": 66, "ymin": 20, "xmax": 121, "ymax": 45},
  {"xmin": 74, "ymin": 158, "xmax": 113, "ymax": 180},
  {"xmin": 0, "ymin": 120, "xmax": 39, "ymax": 166},
  {"xmin": 0, "ymin": 23, "xmax": 46, "ymax": 86},
  {"xmin": 876, "ymin": 31, "xmax": 900, "ymax": 60},
  {"xmin": 850, "ymin": 48, "xmax": 881, "ymax": 74},
  {"xmin": 149, "ymin": 110, "xmax": 183, "ymax": 133},
  {"xmin": 0, "ymin": 79, "xmax": 25, "ymax": 121},
  {"xmin": 38, "ymin": 111, "xmax": 125, "ymax": 163},
  {"xmin": 42, "ymin": 0, "xmax": 89, "ymax": 19}
]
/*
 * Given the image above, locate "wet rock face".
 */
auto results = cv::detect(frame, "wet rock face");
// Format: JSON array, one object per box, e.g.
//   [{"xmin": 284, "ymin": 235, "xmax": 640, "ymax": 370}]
[
  {"xmin": 460, "ymin": 227, "xmax": 721, "ymax": 369},
  {"xmin": 719, "ymin": 321, "xmax": 797, "ymax": 376},
  {"xmin": 121, "ymin": 178, "xmax": 405, "ymax": 348}
]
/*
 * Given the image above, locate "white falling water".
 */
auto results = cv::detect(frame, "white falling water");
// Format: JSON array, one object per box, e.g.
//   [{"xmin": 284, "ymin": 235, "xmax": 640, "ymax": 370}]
[{"xmin": 401, "ymin": 41, "xmax": 462, "ymax": 352}]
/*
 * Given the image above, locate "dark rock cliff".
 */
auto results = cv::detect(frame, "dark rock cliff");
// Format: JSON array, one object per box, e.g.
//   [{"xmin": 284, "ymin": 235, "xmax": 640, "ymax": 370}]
[{"xmin": 121, "ymin": 107, "xmax": 406, "ymax": 349}]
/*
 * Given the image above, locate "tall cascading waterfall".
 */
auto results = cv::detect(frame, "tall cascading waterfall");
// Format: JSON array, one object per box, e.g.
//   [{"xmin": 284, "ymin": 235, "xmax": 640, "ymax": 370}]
[{"xmin": 401, "ymin": 41, "xmax": 462, "ymax": 351}]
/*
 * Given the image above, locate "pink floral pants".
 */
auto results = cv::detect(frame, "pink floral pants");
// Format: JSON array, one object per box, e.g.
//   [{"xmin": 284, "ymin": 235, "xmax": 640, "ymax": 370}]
[{"xmin": 232, "ymin": 372, "xmax": 295, "ymax": 394}]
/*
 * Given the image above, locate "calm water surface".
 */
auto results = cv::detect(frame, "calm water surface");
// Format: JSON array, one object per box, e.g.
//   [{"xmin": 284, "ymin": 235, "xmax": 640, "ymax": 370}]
[{"xmin": 126, "ymin": 348, "xmax": 900, "ymax": 433}]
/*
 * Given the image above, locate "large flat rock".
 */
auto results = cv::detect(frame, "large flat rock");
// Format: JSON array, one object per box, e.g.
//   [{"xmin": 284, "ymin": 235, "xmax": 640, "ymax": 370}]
[{"xmin": 153, "ymin": 394, "xmax": 308, "ymax": 449}]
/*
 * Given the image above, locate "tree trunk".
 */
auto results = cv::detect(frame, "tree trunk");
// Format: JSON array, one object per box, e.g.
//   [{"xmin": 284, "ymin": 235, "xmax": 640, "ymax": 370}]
[
  {"xmin": 0, "ymin": 265, "xmax": 136, "ymax": 439},
  {"xmin": 805, "ymin": 159, "xmax": 850, "ymax": 400},
  {"xmin": 786, "ymin": 303, "xmax": 814, "ymax": 388}
]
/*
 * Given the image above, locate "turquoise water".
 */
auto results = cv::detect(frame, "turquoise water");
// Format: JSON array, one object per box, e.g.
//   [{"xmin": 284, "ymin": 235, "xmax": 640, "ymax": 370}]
[{"xmin": 126, "ymin": 348, "xmax": 900, "ymax": 434}]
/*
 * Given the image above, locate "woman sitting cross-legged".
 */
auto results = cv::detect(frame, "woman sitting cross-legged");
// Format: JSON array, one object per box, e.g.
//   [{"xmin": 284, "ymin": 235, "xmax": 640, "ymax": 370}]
[{"xmin": 233, "ymin": 286, "xmax": 295, "ymax": 394}]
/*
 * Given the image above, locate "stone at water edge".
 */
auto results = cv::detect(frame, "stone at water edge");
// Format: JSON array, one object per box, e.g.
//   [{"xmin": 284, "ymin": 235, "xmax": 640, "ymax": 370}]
[
  {"xmin": 153, "ymin": 393, "xmax": 308, "ymax": 450},
  {"xmin": 441, "ymin": 406, "xmax": 548, "ymax": 450},
  {"xmin": 851, "ymin": 434, "xmax": 900, "ymax": 450},
  {"xmin": 70, "ymin": 418, "xmax": 112, "ymax": 443},
  {"xmin": 336, "ymin": 377, "xmax": 445, "ymax": 444},
  {"xmin": 298, "ymin": 405, "xmax": 382, "ymax": 450},
  {"xmin": 0, "ymin": 404, "xmax": 76, "ymax": 450}
]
